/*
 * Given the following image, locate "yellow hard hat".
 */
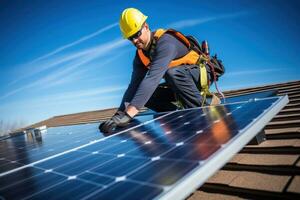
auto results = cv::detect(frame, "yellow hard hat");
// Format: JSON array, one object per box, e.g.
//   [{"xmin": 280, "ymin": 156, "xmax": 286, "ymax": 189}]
[{"xmin": 119, "ymin": 8, "xmax": 148, "ymax": 39}]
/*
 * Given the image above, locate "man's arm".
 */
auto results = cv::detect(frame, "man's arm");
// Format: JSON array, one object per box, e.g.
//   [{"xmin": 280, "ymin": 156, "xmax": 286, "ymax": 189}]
[
  {"xmin": 127, "ymin": 35, "xmax": 178, "ymax": 117},
  {"xmin": 126, "ymin": 104, "xmax": 139, "ymax": 117},
  {"xmin": 99, "ymin": 54, "xmax": 147, "ymax": 133},
  {"xmin": 118, "ymin": 54, "xmax": 147, "ymax": 112}
]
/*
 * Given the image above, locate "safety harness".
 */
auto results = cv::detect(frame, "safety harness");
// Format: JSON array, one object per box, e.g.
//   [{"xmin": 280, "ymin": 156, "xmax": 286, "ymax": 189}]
[{"xmin": 137, "ymin": 29, "xmax": 224, "ymax": 106}]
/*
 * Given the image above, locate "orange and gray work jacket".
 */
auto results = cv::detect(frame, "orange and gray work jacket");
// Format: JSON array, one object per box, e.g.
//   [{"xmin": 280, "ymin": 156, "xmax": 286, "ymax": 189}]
[{"xmin": 118, "ymin": 29, "xmax": 211, "ymax": 111}]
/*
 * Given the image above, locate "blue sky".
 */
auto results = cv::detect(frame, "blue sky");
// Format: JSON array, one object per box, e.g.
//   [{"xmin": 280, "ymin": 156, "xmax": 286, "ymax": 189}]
[{"xmin": 0, "ymin": 0, "xmax": 300, "ymax": 128}]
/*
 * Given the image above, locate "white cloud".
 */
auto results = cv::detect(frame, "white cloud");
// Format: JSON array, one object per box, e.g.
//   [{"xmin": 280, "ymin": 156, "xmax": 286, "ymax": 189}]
[
  {"xmin": 18, "ymin": 38, "xmax": 126, "ymax": 82},
  {"xmin": 9, "ymin": 22, "xmax": 119, "ymax": 86},
  {"xmin": 168, "ymin": 12, "xmax": 249, "ymax": 29},
  {"xmin": 30, "ymin": 22, "xmax": 118, "ymax": 64},
  {"xmin": 44, "ymin": 85, "xmax": 126, "ymax": 101},
  {"xmin": 1, "ymin": 39, "xmax": 127, "ymax": 100},
  {"xmin": 0, "ymin": 85, "xmax": 126, "ymax": 112},
  {"xmin": 43, "ymin": 68, "xmax": 86, "ymax": 88},
  {"xmin": 226, "ymin": 68, "xmax": 283, "ymax": 76}
]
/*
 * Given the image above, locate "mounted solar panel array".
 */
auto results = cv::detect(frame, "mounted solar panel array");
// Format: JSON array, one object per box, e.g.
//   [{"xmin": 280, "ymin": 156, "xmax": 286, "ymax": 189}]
[
  {"xmin": 0, "ymin": 95, "xmax": 288, "ymax": 200},
  {"xmin": 0, "ymin": 114, "xmax": 155, "ymax": 175}
]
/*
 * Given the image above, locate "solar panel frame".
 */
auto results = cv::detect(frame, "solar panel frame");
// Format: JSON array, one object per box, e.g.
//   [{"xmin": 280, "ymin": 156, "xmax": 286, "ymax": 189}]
[{"xmin": 155, "ymin": 95, "xmax": 289, "ymax": 200}]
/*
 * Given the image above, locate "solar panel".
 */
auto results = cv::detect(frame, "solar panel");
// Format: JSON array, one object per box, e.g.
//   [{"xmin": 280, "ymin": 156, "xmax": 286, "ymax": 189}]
[
  {"xmin": 0, "ymin": 123, "xmax": 101, "ymax": 174},
  {"xmin": 222, "ymin": 90, "xmax": 278, "ymax": 104},
  {"xmin": 0, "ymin": 115, "xmax": 154, "ymax": 175},
  {"xmin": 0, "ymin": 95, "xmax": 288, "ymax": 200}
]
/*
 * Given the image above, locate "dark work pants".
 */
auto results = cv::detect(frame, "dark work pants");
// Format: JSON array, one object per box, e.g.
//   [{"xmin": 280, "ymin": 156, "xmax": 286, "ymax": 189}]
[{"xmin": 145, "ymin": 64, "xmax": 210, "ymax": 112}]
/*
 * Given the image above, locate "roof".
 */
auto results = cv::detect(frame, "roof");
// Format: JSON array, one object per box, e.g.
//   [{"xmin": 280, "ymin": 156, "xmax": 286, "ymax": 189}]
[
  {"xmin": 21, "ymin": 107, "xmax": 149, "ymax": 131},
  {"xmin": 11, "ymin": 80, "xmax": 300, "ymax": 198},
  {"xmin": 189, "ymin": 80, "xmax": 300, "ymax": 199}
]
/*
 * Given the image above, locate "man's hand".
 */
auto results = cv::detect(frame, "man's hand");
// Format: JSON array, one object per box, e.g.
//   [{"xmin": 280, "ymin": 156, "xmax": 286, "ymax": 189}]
[{"xmin": 99, "ymin": 111, "xmax": 132, "ymax": 133}]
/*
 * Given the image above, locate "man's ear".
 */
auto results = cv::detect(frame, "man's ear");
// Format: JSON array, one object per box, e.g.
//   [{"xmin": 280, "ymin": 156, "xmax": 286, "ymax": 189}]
[{"xmin": 144, "ymin": 23, "xmax": 149, "ymax": 30}]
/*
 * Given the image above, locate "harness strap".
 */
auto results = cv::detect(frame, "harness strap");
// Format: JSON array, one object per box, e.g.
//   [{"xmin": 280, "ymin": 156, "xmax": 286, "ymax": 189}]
[
  {"xmin": 199, "ymin": 62, "xmax": 211, "ymax": 106},
  {"xmin": 138, "ymin": 28, "xmax": 225, "ymax": 106},
  {"xmin": 200, "ymin": 54, "xmax": 226, "ymax": 104}
]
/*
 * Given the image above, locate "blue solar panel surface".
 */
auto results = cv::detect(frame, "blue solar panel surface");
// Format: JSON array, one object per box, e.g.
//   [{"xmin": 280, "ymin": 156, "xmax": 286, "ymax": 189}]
[
  {"xmin": 222, "ymin": 90, "xmax": 277, "ymax": 104},
  {"xmin": 0, "ymin": 96, "xmax": 288, "ymax": 200},
  {"xmin": 0, "ymin": 114, "xmax": 155, "ymax": 174}
]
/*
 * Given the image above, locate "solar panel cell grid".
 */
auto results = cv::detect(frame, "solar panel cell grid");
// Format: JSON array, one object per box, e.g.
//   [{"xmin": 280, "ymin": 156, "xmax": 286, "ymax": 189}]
[{"xmin": 0, "ymin": 96, "xmax": 288, "ymax": 200}]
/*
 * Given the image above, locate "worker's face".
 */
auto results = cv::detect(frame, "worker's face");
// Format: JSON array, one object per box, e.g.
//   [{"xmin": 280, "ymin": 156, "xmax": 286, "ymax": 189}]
[{"xmin": 129, "ymin": 24, "xmax": 150, "ymax": 50}]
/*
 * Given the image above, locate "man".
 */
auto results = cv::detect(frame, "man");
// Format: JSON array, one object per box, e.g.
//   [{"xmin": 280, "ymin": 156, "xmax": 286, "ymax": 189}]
[{"xmin": 99, "ymin": 8, "xmax": 214, "ymax": 133}]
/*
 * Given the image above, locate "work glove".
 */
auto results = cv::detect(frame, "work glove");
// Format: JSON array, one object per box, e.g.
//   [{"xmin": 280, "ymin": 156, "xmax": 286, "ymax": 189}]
[{"xmin": 99, "ymin": 111, "xmax": 132, "ymax": 133}]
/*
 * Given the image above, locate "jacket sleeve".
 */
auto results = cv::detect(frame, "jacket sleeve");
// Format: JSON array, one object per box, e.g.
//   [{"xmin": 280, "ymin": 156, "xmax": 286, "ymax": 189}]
[
  {"xmin": 118, "ymin": 53, "xmax": 148, "ymax": 111},
  {"xmin": 129, "ymin": 37, "xmax": 177, "ymax": 109}
]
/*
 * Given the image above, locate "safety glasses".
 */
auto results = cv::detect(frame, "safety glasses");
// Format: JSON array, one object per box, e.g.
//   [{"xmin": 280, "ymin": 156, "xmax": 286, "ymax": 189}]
[{"xmin": 128, "ymin": 26, "xmax": 144, "ymax": 41}]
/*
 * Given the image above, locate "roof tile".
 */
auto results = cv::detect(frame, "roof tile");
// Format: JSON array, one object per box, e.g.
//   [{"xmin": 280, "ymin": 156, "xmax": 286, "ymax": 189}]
[
  {"xmin": 206, "ymin": 170, "xmax": 238, "ymax": 185},
  {"xmin": 246, "ymin": 139, "xmax": 300, "ymax": 148},
  {"xmin": 229, "ymin": 154, "xmax": 298, "ymax": 166},
  {"xmin": 188, "ymin": 190, "xmax": 243, "ymax": 200},
  {"xmin": 287, "ymin": 176, "xmax": 300, "ymax": 194},
  {"xmin": 294, "ymin": 140, "xmax": 300, "ymax": 147},
  {"xmin": 229, "ymin": 172, "xmax": 290, "ymax": 192}
]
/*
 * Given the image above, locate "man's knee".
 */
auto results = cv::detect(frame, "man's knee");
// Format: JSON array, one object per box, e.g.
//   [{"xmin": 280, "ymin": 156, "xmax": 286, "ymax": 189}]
[
  {"xmin": 165, "ymin": 67, "xmax": 184, "ymax": 82},
  {"xmin": 145, "ymin": 84, "xmax": 177, "ymax": 112}
]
